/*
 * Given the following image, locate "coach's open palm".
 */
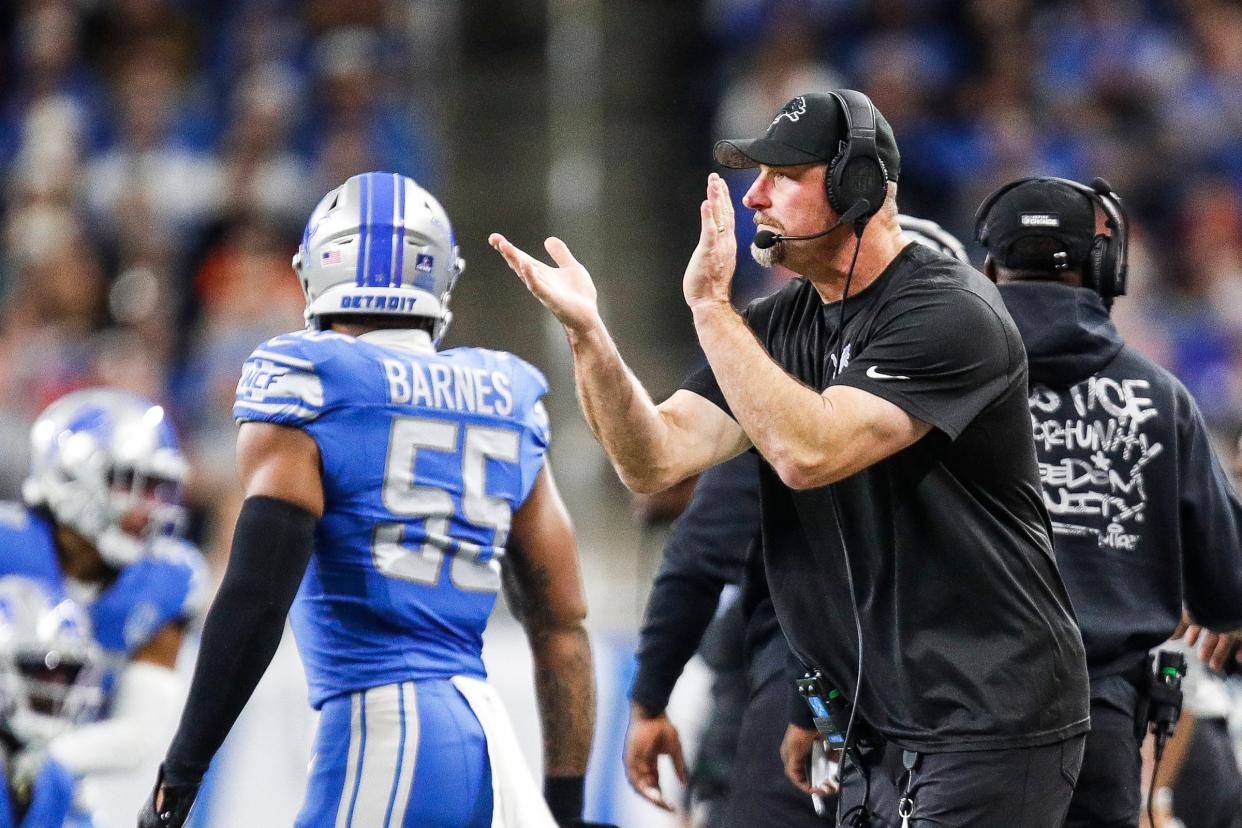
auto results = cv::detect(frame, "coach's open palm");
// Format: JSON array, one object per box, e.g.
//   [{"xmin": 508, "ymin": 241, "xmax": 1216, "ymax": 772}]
[
  {"xmin": 683, "ymin": 173, "xmax": 738, "ymax": 312},
  {"xmin": 490, "ymin": 234, "xmax": 600, "ymax": 335}
]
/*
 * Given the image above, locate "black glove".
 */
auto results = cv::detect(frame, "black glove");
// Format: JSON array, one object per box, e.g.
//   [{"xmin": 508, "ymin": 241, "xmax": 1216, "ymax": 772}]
[{"xmin": 137, "ymin": 764, "xmax": 200, "ymax": 828}]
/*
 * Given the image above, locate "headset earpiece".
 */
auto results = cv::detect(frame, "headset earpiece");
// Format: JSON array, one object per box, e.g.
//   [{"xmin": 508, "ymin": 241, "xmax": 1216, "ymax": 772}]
[
  {"xmin": 1086, "ymin": 234, "xmax": 1109, "ymax": 293},
  {"xmin": 826, "ymin": 90, "xmax": 888, "ymax": 227}
]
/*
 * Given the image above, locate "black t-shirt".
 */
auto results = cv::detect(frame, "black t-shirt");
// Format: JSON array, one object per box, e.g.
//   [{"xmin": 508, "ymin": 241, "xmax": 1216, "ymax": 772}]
[{"xmin": 682, "ymin": 243, "xmax": 1090, "ymax": 752}]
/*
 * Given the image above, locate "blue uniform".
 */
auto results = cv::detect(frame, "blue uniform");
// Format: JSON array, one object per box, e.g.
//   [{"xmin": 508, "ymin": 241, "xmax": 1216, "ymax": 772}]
[
  {"xmin": 233, "ymin": 328, "xmax": 550, "ymax": 827},
  {"xmin": 0, "ymin": 504, "xmax": 204, "ymax": 827},
  {"xmin": 0, "ymin": 757, "xmax": 87, "ymax": 828},
  {"xmin": 0, "ymin": 504, "xmax": 204, "ymax": 664}
]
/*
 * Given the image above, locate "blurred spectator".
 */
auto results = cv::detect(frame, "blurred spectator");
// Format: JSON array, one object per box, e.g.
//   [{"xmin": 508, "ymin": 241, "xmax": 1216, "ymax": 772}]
[
  {"xmin": 84, "ymin": 48, "xmax": 225, "ymax": 246},
  {"xmin": 305, "ymin": 26, "xmax": 436, "ymax": 186}
]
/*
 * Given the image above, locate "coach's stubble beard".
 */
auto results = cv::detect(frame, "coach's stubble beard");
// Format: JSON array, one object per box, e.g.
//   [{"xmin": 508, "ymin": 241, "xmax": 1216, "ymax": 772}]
[{"xmin": 750, "ymin": 239, "xmax": 786, "ymax": 269}]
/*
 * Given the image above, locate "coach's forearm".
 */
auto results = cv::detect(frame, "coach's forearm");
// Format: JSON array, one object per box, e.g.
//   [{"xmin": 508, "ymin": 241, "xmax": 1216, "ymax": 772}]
[
  {"xmin": 566, "ymin": 323, "xmax": 680, "ymax": 492},
  {"xmin": 691, "ymin": 301, "xmax": 839, "ymax": 486},
  {"xmin": 530, "ymin": 622, "xmax": 596, "ymax": 776}
]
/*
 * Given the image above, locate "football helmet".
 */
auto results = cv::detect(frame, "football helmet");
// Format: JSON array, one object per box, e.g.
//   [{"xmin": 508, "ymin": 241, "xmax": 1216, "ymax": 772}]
[
  {"xmin": 294, "ymin": 171, "xmax": 465, "ymax": 343},
  {"xmin": 22, "ymin": 388, "xmax": 189, "ymax": 568},
  {"xmin": 899, "ymin": 214, "xmax": 969, "ymax": 264},
  {"xmin": 0, "ymin": 577, "xmax": 103, "ymax": 748}
]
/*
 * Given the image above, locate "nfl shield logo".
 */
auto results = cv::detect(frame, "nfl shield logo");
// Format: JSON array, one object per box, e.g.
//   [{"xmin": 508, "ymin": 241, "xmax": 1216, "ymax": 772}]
[{"xmin": 415, "ymin": 254, "xmax": 434, "ymax": 273}]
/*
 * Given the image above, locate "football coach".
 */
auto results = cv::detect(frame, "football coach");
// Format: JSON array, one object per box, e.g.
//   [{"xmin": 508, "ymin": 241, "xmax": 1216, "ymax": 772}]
[{"xmin": 491, "ymin": 90, "xmax": 1090, "ymax": 825}]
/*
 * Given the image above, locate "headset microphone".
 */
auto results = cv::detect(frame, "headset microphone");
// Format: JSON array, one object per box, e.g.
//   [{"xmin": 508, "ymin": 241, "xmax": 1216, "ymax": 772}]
[{"xmin": 753, "ymin": 199, "xmax": 872, "ymax": 250}]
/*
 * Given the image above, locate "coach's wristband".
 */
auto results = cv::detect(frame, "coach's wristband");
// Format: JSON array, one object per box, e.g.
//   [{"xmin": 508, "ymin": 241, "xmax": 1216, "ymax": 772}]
[{"xmin": 544, "ymin": 775, "xmax": 585, "ymax": 825}]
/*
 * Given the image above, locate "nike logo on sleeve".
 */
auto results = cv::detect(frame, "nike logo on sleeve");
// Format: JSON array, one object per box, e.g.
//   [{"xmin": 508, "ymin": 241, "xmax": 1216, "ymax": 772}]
[{"xmin": 866, "ymin": 365, "xmax": 910, "ymax": 380}]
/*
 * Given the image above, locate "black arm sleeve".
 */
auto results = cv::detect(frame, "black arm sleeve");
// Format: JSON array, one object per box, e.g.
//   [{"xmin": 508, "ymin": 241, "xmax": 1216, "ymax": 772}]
[
  {"xmin": 629, "ymin": 453, "xmax": 762, "ymax": 714},
  {"xmin": 162, "ymin": 495, "xmax": 317, "ymax": 786},
  {"xmin": 1177, "ymin": 393, "xmax": 1242, "ymax": 629}
]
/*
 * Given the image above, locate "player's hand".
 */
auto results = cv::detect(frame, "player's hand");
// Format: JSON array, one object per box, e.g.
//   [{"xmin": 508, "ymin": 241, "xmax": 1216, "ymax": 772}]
[
  {"xmin": 683, "ymin": 173, "xmax": 738, "ymax": 313},
  {"xmin": 137, "ymin": 765, "xmax": 199, "ymax": 828},
  {"xmin": 623, "ymin": 703, "xmax": 687, "ymax": 812},
  {"xmin": 780, "ymin": 723, "xmax": 837, "ymax": 796},
  {"xmin": 489, "ymin": 234, "xmax": 601, "ymax": 337},
  {"xmin": 1171, "ymin": 610, "xmax": 1242, "ymax": 672}
]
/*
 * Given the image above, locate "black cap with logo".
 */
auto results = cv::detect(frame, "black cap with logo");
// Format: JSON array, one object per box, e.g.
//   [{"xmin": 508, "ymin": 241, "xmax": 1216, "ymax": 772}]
[
  {"xmin": 713, "ymin": 92, "xmax": 901, "ymax": 182},
  {"xmin": 975, "ymin": 178, "xmax": 1097, "ymax": 271}
]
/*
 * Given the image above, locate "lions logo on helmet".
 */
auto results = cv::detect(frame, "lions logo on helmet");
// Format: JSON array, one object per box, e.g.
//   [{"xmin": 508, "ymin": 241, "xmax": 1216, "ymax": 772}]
[
  {"xmin": 295, "ymin": 172, "xmax": 465, "ymax": 343},
  {"xmin": 21, "ymin": 389, "xmax": 189, "ymax": 569},
  {"xmin": 898, "ymin": 214, "xmax": 970, "ymax": 264}
]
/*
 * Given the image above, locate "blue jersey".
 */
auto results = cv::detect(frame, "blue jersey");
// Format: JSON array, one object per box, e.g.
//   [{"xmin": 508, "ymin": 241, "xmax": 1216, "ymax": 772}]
[
  {"xmin": 0, "ymin": 504, "xmax": 205, "ymax": 660},
  {"xmin": 234, "ymin": 329, "xmax": 550, "ymax": 708},
  {"xmin": 0, "ymin": 756, "xmax": 89, "ymax": 828}
]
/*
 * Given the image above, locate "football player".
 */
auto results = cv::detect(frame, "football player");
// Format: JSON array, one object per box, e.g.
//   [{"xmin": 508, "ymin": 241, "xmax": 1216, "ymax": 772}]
[
  {"xmin": 0, "ymin": 389, "xmax": 205, "ymax": 822},
  {"xmin": 142, "ymin": 172, "xmax": 604, "ymax": 828},
  {"xmin": 0, "ymin": 576, "xmax": 105, "ymax": 827}
]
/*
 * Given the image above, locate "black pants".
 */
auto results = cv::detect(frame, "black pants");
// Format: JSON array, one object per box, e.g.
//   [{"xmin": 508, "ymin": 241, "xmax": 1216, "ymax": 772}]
[
  {"xmin": 1172, "ymin": 717, "xmax": 1242, "ymax": 828},
  {"xmin": 1063, "ymin": 699, "xmax": 1141, "ymax": 827},
  {"xmin": 837, "ymin": 733, "xmax": 1086, "ymax": 826},
  {"xmin": 721, "ymin": 674, "xmax": 832, "ymax": 827}
]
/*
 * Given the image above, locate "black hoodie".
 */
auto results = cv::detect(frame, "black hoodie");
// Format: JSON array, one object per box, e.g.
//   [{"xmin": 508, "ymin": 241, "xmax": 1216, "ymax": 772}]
[{"xmin": 1000, "ymin": 282, "xmax": 1242, "ymax": 700}]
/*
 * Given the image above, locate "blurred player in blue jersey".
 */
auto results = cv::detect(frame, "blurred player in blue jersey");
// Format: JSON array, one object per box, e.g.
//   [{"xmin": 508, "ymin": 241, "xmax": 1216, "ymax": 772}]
[
  {"xmin": 142, "ymin": 172, "xmax": 603, "ymax": 828},
  {"xmin": 0, "ymin": 576, "xmax": 106, "ymax": 827},
  {"xmin": 0, "ymin": 388, "xmax": 205, "ymax": 826}
]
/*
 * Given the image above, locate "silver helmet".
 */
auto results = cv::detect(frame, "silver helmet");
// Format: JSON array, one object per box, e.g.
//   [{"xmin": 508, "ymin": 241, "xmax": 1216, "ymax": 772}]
[
  {"xmin": 21, "ymin": 388, "xmax": 188, "ymax": 568},
  {"xmin": 294, "ymin": 171, "xmax": 465, "ymax": 342},
  {"xmin": 899, "ymin": 214, "xmax": 969, "ymax": 264},
  {"xmin": 0, "ymin": 577, "xmax": 103, "ymax": 747}
]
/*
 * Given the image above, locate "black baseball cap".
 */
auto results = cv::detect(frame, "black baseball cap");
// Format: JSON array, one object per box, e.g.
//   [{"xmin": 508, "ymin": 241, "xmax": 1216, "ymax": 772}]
[
  {"xmin": 975, "ymin": 178, "xmax": 1096, "ymax": 271},
  {"xmin": 713, "ymin": 92, "xmax": 901, "ymax": 181}
]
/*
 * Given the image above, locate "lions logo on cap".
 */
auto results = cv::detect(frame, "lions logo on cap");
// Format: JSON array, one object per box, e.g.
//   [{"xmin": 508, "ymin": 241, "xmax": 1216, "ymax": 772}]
[{"xmin": 771, "ymin": 96, "xmax": 807, "ymax": 129}]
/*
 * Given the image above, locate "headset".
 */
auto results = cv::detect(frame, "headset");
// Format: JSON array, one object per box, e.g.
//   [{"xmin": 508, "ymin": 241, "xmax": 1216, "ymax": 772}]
[
  {"xmin": 826, "ymin": 89, "xmax": 890, "ymax": 225},
  {"xmin": 973, "ymin": 176, "xmax": 1129, "ymax": 300},
  {"xmin": 754, "ymin": 90, "xmax": 890, "ymax": 249}
]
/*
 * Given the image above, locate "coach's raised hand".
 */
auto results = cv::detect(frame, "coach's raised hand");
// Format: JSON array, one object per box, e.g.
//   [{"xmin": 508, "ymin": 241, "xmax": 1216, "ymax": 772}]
[
  {"xmin": 490, "ymin": 234, "xmax": 601, "ymax": 337},
  {"xmin": 682, "ymin": 172, "xmax": 738, "ymax": 312}
]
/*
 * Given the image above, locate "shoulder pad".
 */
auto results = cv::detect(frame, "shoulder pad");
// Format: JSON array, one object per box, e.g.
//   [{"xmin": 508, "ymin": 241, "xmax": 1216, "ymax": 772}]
[
  {"xmin": 234, "ymin": 331, "xmax": 330, "ymax": 425},
  {"xmin": 91, "ymin": 543, "xmax": 207, "ymax": 654}
]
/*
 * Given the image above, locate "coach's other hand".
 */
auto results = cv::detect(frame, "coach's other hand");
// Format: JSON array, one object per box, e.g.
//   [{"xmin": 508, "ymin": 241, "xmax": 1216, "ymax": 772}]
[
  {"xmin": 781, "ymin": 723, "xmax": 837, "ymax": 797},
  {"xmin": 489, "ymin": 234, "xmax": 602, "ymax": 338},
  {"xmin": 623, "ymin": 703, "xmax": 687, "ymax": 812},
  {"xmin": 137, "ymin": 765, "xmax": 198, "ymax": 828}
]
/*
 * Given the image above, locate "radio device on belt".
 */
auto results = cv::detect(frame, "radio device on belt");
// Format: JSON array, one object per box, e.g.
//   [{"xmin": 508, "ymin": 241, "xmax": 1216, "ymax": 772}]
[
  {"xmin": 1134, "ymin": 650, "xmax": 1188, "ymax": 758},
  {"xmin": 797, "ymin": 669, "xmax": 879, "ymax": 765}
]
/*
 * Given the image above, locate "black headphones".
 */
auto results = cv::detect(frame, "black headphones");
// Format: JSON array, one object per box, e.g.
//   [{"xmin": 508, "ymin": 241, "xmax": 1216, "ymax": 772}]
[
  {"xmin": 974, "ymin": 176, "xmax": 1129, "ymax": 299},
  {"xmin": 826, "ymin": 90, "xmax": 889, "ymax": 226}
]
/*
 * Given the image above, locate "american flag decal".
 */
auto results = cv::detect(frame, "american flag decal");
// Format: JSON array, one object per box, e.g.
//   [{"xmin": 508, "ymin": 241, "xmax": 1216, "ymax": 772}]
[{"xmin": 321, "ymin": 249, "xmax": 342, "ymax": 265}]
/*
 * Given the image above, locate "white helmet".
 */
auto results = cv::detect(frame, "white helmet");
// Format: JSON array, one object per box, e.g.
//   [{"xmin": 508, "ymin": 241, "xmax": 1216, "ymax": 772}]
[
  {"xmin": 294, "ymin": 171, "xmax": 465, "ymax": 342},
  {"xmin": 0, "ymin": 577, "xmax": 103, "ymax": 748},
  {"xmin": 21, "ymin": 388, "xmax": 189, "ymax": 568},
  {"xmin": 899, "ymin": 214, "xmax": 969, "ymax": 264}
]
